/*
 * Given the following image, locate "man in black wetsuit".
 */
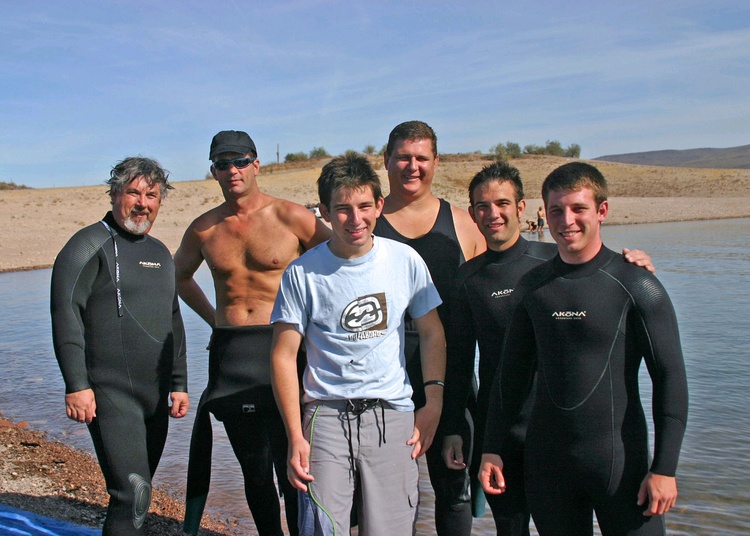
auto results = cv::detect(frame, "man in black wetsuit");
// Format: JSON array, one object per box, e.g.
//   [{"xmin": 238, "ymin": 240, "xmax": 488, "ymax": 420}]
[
  {"xmin": 373, "ymin": 120, "xmax": 486, "ymax": 536},
  {"xmin": 443, "ymin": 161, "xmax": 654, "ymax": 535},
  {"xmin": 51, "ymin": 157, "xmax": 189, "ymax": 535},
  {"xmin": 175, "ymin": 131, "xmax": 330, "ymax": 535},
  {"xmin": 480, "ymin": 162, "xmax": 688, "ymax": 535}
]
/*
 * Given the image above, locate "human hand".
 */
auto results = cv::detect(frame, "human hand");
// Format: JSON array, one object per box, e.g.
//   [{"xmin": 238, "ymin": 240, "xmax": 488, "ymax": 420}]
[
  {"xmin": 622, "ymin": 248, "xmax": 656, "ymax": 274},
  {"xmin": 408, "ymin": 402, "xmax": 441, "ymax": 459},
  {"xmin": 288, "ymin": 437, "xmax": 314, "ymax": 492},
  {"xmin": 169, "ymin": 391, "xmax": 190, "ymax": 418},
  {"xmin": 65, "ymin": 389, "xmax": 96, "ymax": 424},
  {"xmin": 478, "ymin": 453, "xmax": 506, "ymax": 495},
  {"xmin": 638, "ymin": 472, "xmax": 678, "ymax": 516},
  {"xmin": 442, "ymin": 434, "xmax": 466, "ymax": 470}
]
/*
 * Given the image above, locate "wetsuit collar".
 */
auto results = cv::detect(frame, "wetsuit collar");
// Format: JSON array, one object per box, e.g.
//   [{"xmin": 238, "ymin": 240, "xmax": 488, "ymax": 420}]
[
  {"xmin": 102, "ymin": 211, "xmax": 148, "ymax": 242},
  {"xmin": 485, "ymin": 235, "xmax": 529, "ymax": 264},
  {"xmin": 553, "ymin": 244, "xmax": 615, "ymax": 278}
]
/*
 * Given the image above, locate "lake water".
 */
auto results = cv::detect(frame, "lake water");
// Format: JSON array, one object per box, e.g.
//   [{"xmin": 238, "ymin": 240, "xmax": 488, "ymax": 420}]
[{"xmin": 0, "ymin": 218, "xmax": 748, "ymax": 535}]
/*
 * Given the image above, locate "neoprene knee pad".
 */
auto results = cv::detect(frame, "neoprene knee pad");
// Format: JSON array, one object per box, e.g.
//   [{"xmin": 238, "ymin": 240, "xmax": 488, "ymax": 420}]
[{"xmin": 128, "ymin": 473, "xmax": 151, "ymax": 529}]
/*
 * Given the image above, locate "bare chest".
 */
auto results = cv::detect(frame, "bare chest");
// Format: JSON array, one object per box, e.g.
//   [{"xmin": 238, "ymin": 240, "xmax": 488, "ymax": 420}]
[{"xmin": 201, "ymin": 219, "xmax": 302, "ymax": 275}]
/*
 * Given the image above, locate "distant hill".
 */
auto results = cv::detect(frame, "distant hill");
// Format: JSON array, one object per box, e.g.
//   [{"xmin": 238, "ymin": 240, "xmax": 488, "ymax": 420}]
[{"xmin": 594, "ymin": 144, "xmax": 750, "ymax": 169}]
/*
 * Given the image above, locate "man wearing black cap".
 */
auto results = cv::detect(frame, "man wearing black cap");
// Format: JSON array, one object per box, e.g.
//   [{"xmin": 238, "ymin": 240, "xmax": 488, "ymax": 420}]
[{"xmin": 177, "ymin": 130, "xmax": 330, "ymax": 535}]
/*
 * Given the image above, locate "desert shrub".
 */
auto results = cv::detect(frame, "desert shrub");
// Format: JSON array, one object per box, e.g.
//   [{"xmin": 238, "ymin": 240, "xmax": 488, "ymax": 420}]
[
  {"xmin": 285, "ymin": 152, "xmax": 309, "ymax": 163},
  {"xmin": 544, "ymin": 140, "xmax": 565, "ymax": 157},
  {"xmin": 309, "ymin": 147, "xmax": 330, "ymax": 159},
  {"xmin": 363, "ymin": 145, "xmax": 376, "ymax": 155},
  {"xmin": 565, "ymin": 143, "xmax": 581, "ymax": 158},
  {"xmin": 0, "ymin": 181, "xmax": 31, "ymax": 190},
  {"xmin": 490, "ymin": 141, "xmax": 523, "ymax": 160},
  {"xmin": 489, "ymin": 143, "xmax": 507, "ymax": 160},
  {"xmin": 505, "ymin": 142, "xmax": 522, "ymax": 158},
  {"xmin": 524, "ymin": 144, "xmax": 545, "ymax": 155}
]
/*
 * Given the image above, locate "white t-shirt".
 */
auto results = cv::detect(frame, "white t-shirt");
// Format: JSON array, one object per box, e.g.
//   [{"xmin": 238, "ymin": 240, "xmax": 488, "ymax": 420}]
[{"xmin": 271, "ymin": 236, "xmax": 441, "ymax": 411}]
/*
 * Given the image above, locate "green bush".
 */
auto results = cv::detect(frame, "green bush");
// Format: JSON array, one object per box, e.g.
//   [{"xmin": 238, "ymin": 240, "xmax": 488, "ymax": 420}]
[
  {"xmin": 489, "ymin": 143, "xmax": 507, "ymax": 160},
  {"xmin": 363, "ymin": 145, "xmax": 376, "ymax": 155},
  {"xmin": 505, "ymin": 142, "xmax": 522, "ymax": 158},
  {"xmin": 545, "ymin": 140, "xmax": 565, "ymax": 157},
  {"xmin": 524, "ymin": 144, "xmax": 545, "ymax": 155},
  {"xmin": 309, "ymin": 147, "xmax": 330, "ymax": 159},
  {"xmin": 565, "ymin": 143, "xmax": 581, "ymax": 158},
  {"xmin": 285, "ymin": 152, "xmax": 308, "ymax": 163}
]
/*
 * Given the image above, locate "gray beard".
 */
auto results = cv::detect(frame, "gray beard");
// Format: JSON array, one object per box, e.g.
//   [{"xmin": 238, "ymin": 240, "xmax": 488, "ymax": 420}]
[{"xmin": 123, "ymin": 214, "xmax": 152, "ymax": 234}]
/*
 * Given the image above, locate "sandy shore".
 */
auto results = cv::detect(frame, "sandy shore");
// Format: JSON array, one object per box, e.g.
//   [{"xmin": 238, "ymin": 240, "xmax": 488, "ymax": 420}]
[{"xmin": 2, "ymin": 154, "xmax": 749, "ymax": 272}]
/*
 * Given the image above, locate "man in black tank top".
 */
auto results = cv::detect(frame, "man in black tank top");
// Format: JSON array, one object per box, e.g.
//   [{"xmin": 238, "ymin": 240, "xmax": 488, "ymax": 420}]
[
  {"xmin": 374, "ymin": 121, "xmax": 486, "ymax": 536},
  {"xmin": 480, "ymin": 163, "xmax": 687, "ymax": 535}
]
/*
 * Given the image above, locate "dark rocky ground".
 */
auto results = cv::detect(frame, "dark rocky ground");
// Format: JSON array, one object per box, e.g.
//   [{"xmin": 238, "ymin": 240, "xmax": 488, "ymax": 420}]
[{"xmin": 0, "ymin": 414, "xmax": 247, "ymax": 535}]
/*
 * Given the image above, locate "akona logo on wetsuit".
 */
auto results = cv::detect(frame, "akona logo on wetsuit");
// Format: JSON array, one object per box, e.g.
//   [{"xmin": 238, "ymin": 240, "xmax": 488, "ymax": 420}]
[
  {"xmin": 491, "ymin": 288, "xmax": 514, "ymax": 298},
  {"xmin": 552, "ymin": 310, "xmax": 587, "ymax": 319},
  {"xmin": 138, "ymin": 261, "xmax": 162, "ymax": 269}
]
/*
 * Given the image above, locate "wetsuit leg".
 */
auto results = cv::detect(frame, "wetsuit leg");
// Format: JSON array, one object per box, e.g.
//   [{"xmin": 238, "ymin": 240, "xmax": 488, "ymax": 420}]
[
  {"xmin": 592, "ymin": 445, "xmax": 666, "ymax": 536},
  {"xmin": 595, "ymin": 485, "xmax": 666, "ymax": 536},
  {"xmin": 426, "ymin": 413, "xmax": 473, "ymax": 536},
  {"xmin": 223, "ymin": 409, "xmax": 296, "ymax": 536},
  {"xmin": 89, "ymin": 391, "xmax": 167, "ymax": 535}
]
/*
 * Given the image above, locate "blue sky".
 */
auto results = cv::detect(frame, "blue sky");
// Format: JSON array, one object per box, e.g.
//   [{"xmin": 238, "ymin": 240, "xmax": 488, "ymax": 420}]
[{"xmin": 2, "ymin": 1, "xmax": 749, "ymax": 188}]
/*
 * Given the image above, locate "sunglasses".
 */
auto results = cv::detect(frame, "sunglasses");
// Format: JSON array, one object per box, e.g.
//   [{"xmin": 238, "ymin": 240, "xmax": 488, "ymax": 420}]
[{"xmin": 213, "ymin": 157, "xmax": 255, "ymax": 171}]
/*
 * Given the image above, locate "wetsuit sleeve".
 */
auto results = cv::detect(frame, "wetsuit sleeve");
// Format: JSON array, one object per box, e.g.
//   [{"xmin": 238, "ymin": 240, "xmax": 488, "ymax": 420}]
[
  {"xmin": 170, "ymin": 287, "xmax": 189, "ymax": 392},
  {"xmin": 629, "ymin": 274, "xmax": 688, "ymax": 476},
  {"xmin": 443, "ymin": 276, "xmax": 476, "ymax": 435},
  {"xmin": 50, "ymin": 230, "xmax": 105, "ymax": 394},
  {"xmin": 482, "ymin": 294, "xmax": 536, "ymax": 456}
]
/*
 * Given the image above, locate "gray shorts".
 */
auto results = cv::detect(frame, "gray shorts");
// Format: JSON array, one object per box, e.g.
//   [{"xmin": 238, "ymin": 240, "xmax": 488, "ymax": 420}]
[{"xmin": 299, "ymin": 400, "xmax": 419, "ymax": 536}]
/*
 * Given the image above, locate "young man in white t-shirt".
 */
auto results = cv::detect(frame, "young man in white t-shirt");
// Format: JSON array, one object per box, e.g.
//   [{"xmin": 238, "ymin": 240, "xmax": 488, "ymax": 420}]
[{"xmin": 271, "ymin": 153, "xmax": 446, "ymax": 535}]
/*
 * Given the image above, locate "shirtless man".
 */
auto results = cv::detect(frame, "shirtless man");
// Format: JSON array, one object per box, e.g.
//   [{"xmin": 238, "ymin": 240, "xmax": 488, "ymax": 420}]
[
  {"xmin": 373, "ymin": 120, "xmax": 485, "ymax": 536},
  {"xmin": 536, "ymin": 206, "xmax": 545, "ymax": 237},
  {"xmin": 177, "ymin": 130, "xmax": 330, "ymax": 536}
]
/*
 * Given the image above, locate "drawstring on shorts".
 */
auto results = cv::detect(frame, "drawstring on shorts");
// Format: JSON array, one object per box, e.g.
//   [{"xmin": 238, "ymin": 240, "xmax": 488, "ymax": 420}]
[{"xmin": 343, "ymin": 399, "xmax": 386, "ymax": 478}]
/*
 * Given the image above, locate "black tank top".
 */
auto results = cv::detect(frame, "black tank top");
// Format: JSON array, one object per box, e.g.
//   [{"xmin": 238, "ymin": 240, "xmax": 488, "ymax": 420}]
[
  {"xmin": 375, "ymin": 199, "xmax": 465, "ymax": 407},
  {"xmin": 374, "ymin": 198, "xmax": 464, "ymax": 325}
]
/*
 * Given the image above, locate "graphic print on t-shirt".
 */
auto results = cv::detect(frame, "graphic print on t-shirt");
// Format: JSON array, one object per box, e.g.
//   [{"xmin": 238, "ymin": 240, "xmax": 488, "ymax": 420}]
[{"xmin": 340, "ymin": 292, "xmax": 388, "ymax": 337}]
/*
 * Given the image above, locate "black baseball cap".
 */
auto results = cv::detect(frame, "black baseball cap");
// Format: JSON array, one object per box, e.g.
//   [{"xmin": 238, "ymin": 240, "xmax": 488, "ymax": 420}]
[{"xmin": 209, "ymin": 130, "xmax": 257, "ymax": 160}]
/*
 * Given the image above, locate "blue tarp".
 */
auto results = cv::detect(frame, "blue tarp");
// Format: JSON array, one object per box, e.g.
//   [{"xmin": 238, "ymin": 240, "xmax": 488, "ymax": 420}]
[{"xmin": 0, "ymin": 504, "xmax": 101, "ymax": 535}]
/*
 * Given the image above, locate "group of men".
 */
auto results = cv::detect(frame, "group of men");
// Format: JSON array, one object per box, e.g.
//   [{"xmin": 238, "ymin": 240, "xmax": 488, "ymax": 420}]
[{"xmin": 51, "ymin": 121, "xmax": 688, "ymax": 536}]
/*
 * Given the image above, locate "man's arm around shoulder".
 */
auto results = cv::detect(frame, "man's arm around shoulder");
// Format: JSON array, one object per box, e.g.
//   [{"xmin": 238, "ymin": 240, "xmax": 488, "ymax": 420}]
[
  {"xmin": 271, "ymin": 322, "xmax": 314, "ymax": 491},
  {"xmin": 408, "ymin": 308, "xmax": 446, "ymax": 459}
]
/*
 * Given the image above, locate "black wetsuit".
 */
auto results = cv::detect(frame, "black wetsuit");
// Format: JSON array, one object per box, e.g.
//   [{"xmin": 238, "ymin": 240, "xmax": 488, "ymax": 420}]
[
  {"xmin": 484, "ymin": 246, "xmax": 688, "ymax": 536},
  {"xmin": 51, "ymin": 212, "xmax": 187, "ymax": 535},
  {"xmin": 375, "ymin": 198, "xmax": 473, "ymax": 536},
  {"xmin": 444, "ymin": 237, "xmax": 555, "ymax": 535},
  {"xmin": 185, "ymin": 326, "xmax": 298, "ymax": 536}
]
